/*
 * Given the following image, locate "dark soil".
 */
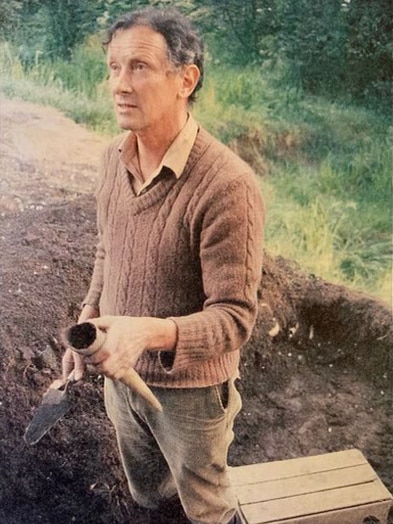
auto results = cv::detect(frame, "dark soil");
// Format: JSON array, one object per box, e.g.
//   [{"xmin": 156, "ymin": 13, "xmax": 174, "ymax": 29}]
[{"xmin": 0, "ymin": 96, "xmax": 392, "ymax": 524}]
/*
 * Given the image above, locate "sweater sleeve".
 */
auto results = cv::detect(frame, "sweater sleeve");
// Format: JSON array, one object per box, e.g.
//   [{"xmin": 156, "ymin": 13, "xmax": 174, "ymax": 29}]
[
  {"xmin": 82, "ymin": 145, "xmax": 112, "ymax": 309},
  {"xmin": 168, "ymin": 172, "xmax": 264, "ymax": 371}
]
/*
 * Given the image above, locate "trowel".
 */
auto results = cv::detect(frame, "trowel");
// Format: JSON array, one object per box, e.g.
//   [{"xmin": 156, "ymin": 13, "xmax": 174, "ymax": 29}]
[
  {"xmin": 23, "ymin": 376, "xmax": 76, "ymax": 445},
  {"xmin": 24, "ymin": 322, "xmax": 163, "ymax": 445}
]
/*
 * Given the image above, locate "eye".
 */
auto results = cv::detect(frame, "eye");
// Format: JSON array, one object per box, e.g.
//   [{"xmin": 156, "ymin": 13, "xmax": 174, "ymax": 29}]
[
  {"xmin": 108, "ymin": 62, "xmax": 119, "ymax": 73},
  {"xmin": 132, "ymin": 62, "xmax": 147, "ymax": 72}
]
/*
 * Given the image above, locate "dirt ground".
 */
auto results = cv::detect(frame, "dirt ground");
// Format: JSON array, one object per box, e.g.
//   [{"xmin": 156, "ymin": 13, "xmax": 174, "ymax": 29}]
[{"xmin": 0, "ymin": 95, "xmax": 392, "ymax": 524}]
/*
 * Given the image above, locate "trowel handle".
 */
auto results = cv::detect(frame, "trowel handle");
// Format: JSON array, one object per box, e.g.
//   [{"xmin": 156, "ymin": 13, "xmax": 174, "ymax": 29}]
[
  {"xmin": 65, "ymin": 322, "xmax": 106, "ymax": 357},
  {"xmin": 64, "ymin": 322, "xmax": 163, "ymax": 412}
]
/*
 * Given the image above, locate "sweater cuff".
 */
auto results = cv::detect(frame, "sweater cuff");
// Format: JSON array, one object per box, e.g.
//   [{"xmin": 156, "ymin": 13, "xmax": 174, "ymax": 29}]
[
  {"xmin": 157, "ymin": 318, "xmax": 178, "ymax": 373},
  {"xmin": 166, "ymin": 313, "xmax": 214, "ymax": 371}
]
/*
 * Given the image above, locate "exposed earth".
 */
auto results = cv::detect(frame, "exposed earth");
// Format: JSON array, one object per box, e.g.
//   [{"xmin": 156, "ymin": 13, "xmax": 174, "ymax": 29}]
[{"xmin": 0, "ymin": 95, "xmax": 392, "ymax": 524}]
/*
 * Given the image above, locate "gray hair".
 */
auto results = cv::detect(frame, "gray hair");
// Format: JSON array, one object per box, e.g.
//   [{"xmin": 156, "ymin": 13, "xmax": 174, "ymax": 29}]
[{"xmin": 103, "ymin": 7, "xmax": 204, "ymax": 103}]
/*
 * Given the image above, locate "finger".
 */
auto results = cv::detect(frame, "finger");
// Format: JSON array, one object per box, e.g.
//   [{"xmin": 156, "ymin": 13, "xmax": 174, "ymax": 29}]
[
  {"xmin": 72, "ymin": 352, "xmax": 86, "ymax": 382},
  {"xmin": 62, "ymin": 348, "xmax": 76, "ymax": 382},
  {"xmin": 91, "ymin": 353, "xmax": 119, "ymax": 378},
  {"xmin": 85, "ymin": 356, "xmax": 107, "ymax": 377},
  {"xmin": 84, "ymin": 351, "xmax": 107, "ymax": 367}
]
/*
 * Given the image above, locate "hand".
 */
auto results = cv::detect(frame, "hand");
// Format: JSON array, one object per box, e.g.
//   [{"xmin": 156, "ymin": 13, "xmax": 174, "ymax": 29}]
[
  {"xmin": 51, "ymin": 304, "xmax": 99, "ymax": 388},
  {"xmin": 86, "ymin": 315, "xmax": 176, "ymax": 381}
]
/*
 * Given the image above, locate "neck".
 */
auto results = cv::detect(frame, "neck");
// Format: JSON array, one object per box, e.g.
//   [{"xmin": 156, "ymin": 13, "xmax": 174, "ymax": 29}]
[{"xmin": 135, "ymin": 112, "xmax": 188, "ymax": 180}]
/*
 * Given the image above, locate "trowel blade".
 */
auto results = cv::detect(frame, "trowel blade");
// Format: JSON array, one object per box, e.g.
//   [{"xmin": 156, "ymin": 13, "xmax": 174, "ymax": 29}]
[{"xmin": 24, "ymin": 383, "xmax": 72, "ymax": 446}]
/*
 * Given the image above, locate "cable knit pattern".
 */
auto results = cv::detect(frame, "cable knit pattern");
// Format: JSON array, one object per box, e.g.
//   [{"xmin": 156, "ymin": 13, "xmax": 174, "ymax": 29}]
[{"xmin": 84, "ymin": 126, "xmax": 265, "ymax": 388}]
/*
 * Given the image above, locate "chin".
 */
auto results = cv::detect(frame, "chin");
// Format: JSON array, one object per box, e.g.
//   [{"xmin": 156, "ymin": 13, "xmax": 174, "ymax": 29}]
[
  {"xmin": 117, "ymin": 118, "xmax": 134, "ymax": 130},
  {"xmin": 117, "ymin": 116, "xmax": 144, "ymax": 132}
]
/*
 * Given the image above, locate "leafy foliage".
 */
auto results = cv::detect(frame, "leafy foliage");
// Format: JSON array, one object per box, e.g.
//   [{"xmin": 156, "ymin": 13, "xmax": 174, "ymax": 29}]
[{"xmin": 1, "ymin": 0, "xmax": 391, "ymax": 108}]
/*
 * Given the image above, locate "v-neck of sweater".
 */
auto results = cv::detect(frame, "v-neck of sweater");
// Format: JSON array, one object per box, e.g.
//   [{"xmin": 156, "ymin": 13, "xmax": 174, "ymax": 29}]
[{"xmin": 119, "ymin": 128, "xmax": 214, "ymax": 216}]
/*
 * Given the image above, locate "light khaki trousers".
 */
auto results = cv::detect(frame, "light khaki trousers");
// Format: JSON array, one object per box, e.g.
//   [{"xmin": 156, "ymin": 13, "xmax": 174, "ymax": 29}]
[{"xmin": 104, "ymin": 377, "xmax": 242, "ymax": 524}]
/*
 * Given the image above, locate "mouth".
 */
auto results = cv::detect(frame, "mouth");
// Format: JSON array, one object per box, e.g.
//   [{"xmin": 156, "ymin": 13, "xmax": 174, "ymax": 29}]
[{"xmin": 116, "ymin": 101, "xmax": 137, "ymax": 112}]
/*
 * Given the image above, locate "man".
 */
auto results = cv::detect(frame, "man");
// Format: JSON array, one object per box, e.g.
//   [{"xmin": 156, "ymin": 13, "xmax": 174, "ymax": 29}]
[{"xmin": 61, "ymin": 7, "xmax": 264, "ymax": 524}]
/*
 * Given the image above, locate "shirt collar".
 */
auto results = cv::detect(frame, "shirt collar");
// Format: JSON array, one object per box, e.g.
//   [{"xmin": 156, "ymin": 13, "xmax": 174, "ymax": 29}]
[{"xmin": 119, "ymin": 115, "xmax": 198, "ymax": 185}]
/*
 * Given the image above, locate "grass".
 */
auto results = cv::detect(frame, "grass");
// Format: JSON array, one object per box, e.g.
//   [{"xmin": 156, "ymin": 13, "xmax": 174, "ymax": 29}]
[
  {"xmin": 0, "ymin": 41, "xmax": 391, "ymax": 305},
  {"xmin": 0, "ymin": 40, "xmax": 117, "ymax": 134}
]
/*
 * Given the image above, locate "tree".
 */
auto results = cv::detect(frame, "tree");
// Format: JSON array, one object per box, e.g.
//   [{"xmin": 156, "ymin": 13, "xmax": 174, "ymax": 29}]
[
  {"xmin": 276, "ymin": 0, "xmax": 348, "ymax": 93},
  {"xmin": 43, "ymin": 0, "xmax": 98, "ymax": 60},
  {"xmin": 1, "ymin": 0, "xmax": 390, "ymax": 106},
  {"xmin": 343, "ymin": 0, "xmax": 392, "ymax": 102}
]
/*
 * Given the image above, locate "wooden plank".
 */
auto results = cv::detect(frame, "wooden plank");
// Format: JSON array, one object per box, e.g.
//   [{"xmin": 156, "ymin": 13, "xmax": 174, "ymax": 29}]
[
  {"xmin": 229, "ymin": 449, "xmax": 366, "ymax": 486},
  {"xmin": 241, "ymin": 479, "xmax": 391, "ymax": 524},
  {"xmin": 235, "ymin": 464, "xmax": 376, "ymax": 504},
  {"xmin": 249, "ymin": 501, "xmax": 391, "ymax": 524}
]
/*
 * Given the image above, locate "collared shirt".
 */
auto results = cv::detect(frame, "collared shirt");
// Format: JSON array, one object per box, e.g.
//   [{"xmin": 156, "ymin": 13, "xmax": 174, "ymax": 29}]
[{"xmin": 119, "ymin": 115, "xmax": 199, "ymax": 195}]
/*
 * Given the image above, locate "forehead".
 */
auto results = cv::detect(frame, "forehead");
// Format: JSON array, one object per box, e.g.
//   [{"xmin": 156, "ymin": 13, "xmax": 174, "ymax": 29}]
[{"xmin": 107, "ymin": 25, "xmax": 169, "ymax": 61}]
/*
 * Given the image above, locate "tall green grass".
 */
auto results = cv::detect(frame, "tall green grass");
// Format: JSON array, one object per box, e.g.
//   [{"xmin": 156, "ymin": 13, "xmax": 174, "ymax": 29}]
[
  {"xmin": 195, "ymin": 66, "xmax": 392, "ymax": 304},
  {"xmin": 0, "ymin": 42, "xmax": 391, "ymax": 305}
]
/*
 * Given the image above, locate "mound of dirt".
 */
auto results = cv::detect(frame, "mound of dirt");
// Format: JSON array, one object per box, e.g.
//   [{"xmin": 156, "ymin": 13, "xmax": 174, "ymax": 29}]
[{"xmin": 0, "ymin": 97, "xmax": 392, "ymax": 524}]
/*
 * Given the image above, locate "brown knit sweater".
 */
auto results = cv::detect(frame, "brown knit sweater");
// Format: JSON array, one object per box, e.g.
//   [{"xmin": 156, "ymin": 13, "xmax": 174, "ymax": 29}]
[{"xmin": 84, "ymin": 126, "xmax": 264, "ymax": 388}]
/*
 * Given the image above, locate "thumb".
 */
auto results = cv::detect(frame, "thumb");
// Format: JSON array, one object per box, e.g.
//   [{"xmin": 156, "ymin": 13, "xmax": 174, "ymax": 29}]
[{"xmin": 89, "ymin": 315, "xmax": 116, "ymax": 332}]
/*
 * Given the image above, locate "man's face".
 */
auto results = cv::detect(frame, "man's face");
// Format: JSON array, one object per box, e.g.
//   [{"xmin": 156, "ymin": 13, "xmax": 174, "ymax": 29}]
[{"xmin": 107, "ymin": 25, "xmax": 185, "ymax": 132}]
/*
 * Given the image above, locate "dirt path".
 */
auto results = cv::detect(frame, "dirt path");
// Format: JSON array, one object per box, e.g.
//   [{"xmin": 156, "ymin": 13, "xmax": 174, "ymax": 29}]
[
  {"xmin": 0, "ymin": 96, "xmax": 392, "ymax": 524},
  {"xmin": 0, "ymin": 94, "xmax": 107, "ymax": 215}
]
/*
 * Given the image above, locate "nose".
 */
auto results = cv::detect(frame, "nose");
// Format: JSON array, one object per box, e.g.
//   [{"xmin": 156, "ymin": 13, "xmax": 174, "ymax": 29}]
[{"xmin": 112, "ymin": 69, "xmax": 133, "ymax": 94}]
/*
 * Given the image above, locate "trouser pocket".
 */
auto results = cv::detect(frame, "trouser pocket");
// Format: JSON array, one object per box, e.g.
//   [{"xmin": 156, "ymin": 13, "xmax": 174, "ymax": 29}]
[
  {"xmin": 216, "ymin": 380, "xmax": 229, "ymax": 410},
  {"xmin": 214, "ymin": 377, "xmax": 242, "ymax": 418}
]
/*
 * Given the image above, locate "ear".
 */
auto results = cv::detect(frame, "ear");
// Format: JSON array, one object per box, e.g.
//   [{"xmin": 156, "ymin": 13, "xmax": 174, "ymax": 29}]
[{"xmin": 179, "ymin": 64, "xmax": 200, "ymax": 100}]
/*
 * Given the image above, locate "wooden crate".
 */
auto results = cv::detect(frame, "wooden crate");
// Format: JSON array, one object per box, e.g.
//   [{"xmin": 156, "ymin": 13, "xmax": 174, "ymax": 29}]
[{"xmin": 228, "ymin": 449, "xmax": 392, "ymax": 524}]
